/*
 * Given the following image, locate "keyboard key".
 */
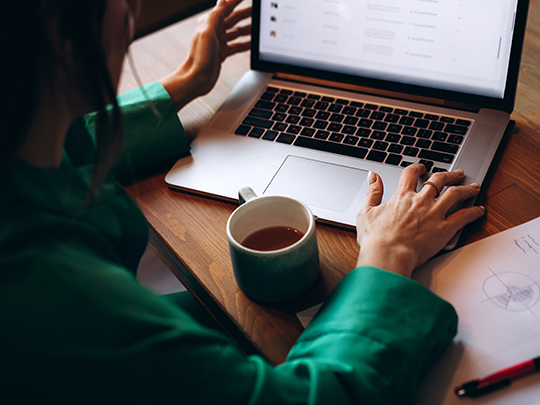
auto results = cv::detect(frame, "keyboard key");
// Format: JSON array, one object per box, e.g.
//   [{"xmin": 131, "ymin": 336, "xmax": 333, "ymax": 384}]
[
  {"xmin": 424, "ymin": 114, "xmax": 439, "ymax": 121},
  {"xmin": 448, "ymin": 135, "xmax": 464, "ymax": 144},
  {"xmin": 272, "ymin": 112, "xmax": 287, "ymax": 121},
  {"xmin": 280, "ymin": 89, "xmax": 293, "ymax": 95},
  {"xmin": 294, "ymin": 137, "xmax": 368, "ymax": 159},
  {"xmin": 365, "ymin": 103, "xmax": 379, "ymax": 110},
  {"xmin": 456, "ymin": 119, "xmax": 472, "ymax": 126},
  {"xmin": 402, "ymin": 127, "xmax": 417, "ymax": 136},
  {"xmin": 287, "ymin": 97, "xmax": 302, "ymax": 106},
  {"xmin": 371, "ymin": 131, "xmax": 386, "ymax": 140},
  {"xmin": 431, "ymin": 141, "xmax": 459, "ymax": 154},
  {"xmin": 314, "ymin": 101, "xmax": 330, "ymax": 110},
  {"xmin": 248, "ymin": 127, "xmax": 264, "ymax": 138},
  {"xmin": 274, "ymin": 95, "xmax": 288, "ymax": 103},
  {"xmin": 321, "ymin": 96, "xmax": 335, "ymax": 102},
  {"xmin": 343, "ymin": 136, "xmax": 359, "ymax": 145},
  {"xmin": 388, "ymin": 144, "xmax": 403, "ymax": 153},
  {"xmin": 328, "ymin": 104, "xmax": 343, "ymax": 112},
  {"xmin": 315, "ymin": 130, "xmax": 330, "ymax": 140},
  {"xmin": 384, "ymin": 114, "xmax": 400, "ymax": 123},
  {"xmin": 307, "ymin": 94, "xmax": 321, "ymax": 100},
  {"xmin": 387, "ymin": 124, "xmax": 403, "ymax": 133},
  {"xmin": 255, "ymin": 100, "xmax": 275, "ymax": 110},
  {"xmin": 275, "ymin": 103, "xmax": 289, "ymax": 112},
  {"xmin": 373, "ymin": 122, "xmax": 388, "ymax": 131},
  {"xmin": 357, "ymin": 129, "xmax": 372, "ymax": 137},
  {"xmin": 394, "ymin": 108, "xmax": 409, "ymax": 115},
  {"xmin": 260, "ymin": 92, "xmax": 275, "ymax": 101},
  {"xmin": 300, "ymin": 128, "xmax": 316, "ymax": 137},
  {"xmin": 294, "ymin": 91, "xmax": 307, "ymax": 97},
  {"xmin": 415, "ymin": 139, "xmax": 431, "ymax": 149},
  {"xmin": 417, "ymin": 129, "xmax": 432, "ymax": 139},
  {"xmin": 285, "ymin": 115, "xmax": 301, "ymax": 124},
  {"xmin": 286, "ymin": 125, "xmax": 302, "ymax": 134},
  {"xmin": 328, "ymin": 123, "xmax": 343, "ymax": 132},
  {"xmin": 440, "ymin": 116, "xmax": 455, "ymax": 123},
  {"xmin": 386, "ymin": 154, "xmax": 402, "ymax": 165},
  {"xmin": 400, "ymin": 136, "xmax": 416, "ymax": 145},
  {"xmin": 343, "ymin": 107, "xmax": 357, "ymax": 115},
  {"xmin": 288, "ymin": 106, "xmax": 303, "ymax": 115},
  {"xmin": 373, "ymin": 141, "xmax": 389, "ymax": 151},
  {"xmin": 370, "ymin": 111, "xmax": 385, "ymax": 120},
  {"xmin": 276, "ymin": 133, "xmax": 296, "ymax": 144},
  {"xmin": 262, "ymin": 130, "xmax": 279, "ymax": 141},
  {"xmin": 302, "ymin": 109, "xmax": 317, "ymax": 118},
  {"xmin": 301, "ymin": 99, "xmax": 316, "ymax": 108},
  {"xmin": 432, "ymin": 167, "xmax": 448, "ymax": 173},
  {"xmin": 418, "ymin": 149, "xmax": 455, "ymax": 164},
  {"xmin": 356, "ymin": 109, "xmax": 371, "ymax": 118},
  {"xmin": 432, "ymin": 132, "xmax": 447, "ymax": 141},
  {"xmin": 358, "ymin": 119, "xmax": 373, "ymax": 128},
  {"xmin": 315, "ymin": 111, "xmax": 331, "ymax": 120},
  {"xmin": 266, "ymin": 87, "xmax": 279, "ymax": 93},
  {"xmin": 329, "ymin": 113, "xmax": 345, "ymax": 123},
  {"xmin": 243, "ymin": 116, "xmax": 273, "ymax": 128},
  {"xmin": 299, "ymin": 118, "xmax": 315, "ymax": 127},
  {"xmin": 429, "ymin": 121, "xmax": 445, "ymax": 131},
  {"xmin": 329, "ymin": 133, "xmax": 344, "ymax": 143},
  {"xmin": 313, "ymin": 120, "xmax": 329, "ymax": 129},
  {"xmin": 336, "ymin": 98, "xmax": 349, "ymax": 105},
  {"xmin": 273, "ymin": 122, "xmax": 288, "ymax": 131},
  {"xmin": 399, "ymin": 116, "xmax": 415, "ymax": 126},
  {"xmin": 359, "ymin": 138, "xmax": 373, "ymax": 148},
  {"xmin": 343, "ymin": 116, "xmax": 359, "ymax": 125},
  {"xmin": 379, "ymin": 106, "xmax": 393, "ymax": 113},
  {"xmin": 400, "ymin": 161, "xmax": 414, "ymax": 167},
  {"xmin": 235, "ymin": 125, "xmax": 251, "ymax": 136},
  {"xmin": 366, "ymin": 150, "xmax": 387, "ymax": 162},
  {"xmin": 403, "ymin": 147, "xmax": 419, "ymax": 157},
  {"xmin": 444, "ymin": 124, "xmax": 468, "ymax": 135},
  {"xmin": 413, "ymin": 119, "xmax": 430, "ymax": 129},
  {"xmin": 342, "ymin": 125, "xmax": 357, "ymax": 135},
  {"xmin": 350, "ymin": 101, "xmax": 364, "ymax": 108},
  {"xmin": 409, "ymin": 111, "xmax": 423, "ymax": 118},
  {"xmin": 419, "ymin": 159, "xmax": 434, "ymax": 172}
]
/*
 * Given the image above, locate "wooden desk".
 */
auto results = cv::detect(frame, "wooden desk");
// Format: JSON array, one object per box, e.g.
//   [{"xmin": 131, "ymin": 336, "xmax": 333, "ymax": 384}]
[{"xmin": 120, "ymin": 1, "xmax": 540, "ymax": 365}]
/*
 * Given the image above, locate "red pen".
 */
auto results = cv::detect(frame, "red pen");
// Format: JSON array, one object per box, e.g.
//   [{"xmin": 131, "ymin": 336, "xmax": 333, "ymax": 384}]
[{"xmin": 455, "ymin": 356, "xmax": 540, "ymax": 398}]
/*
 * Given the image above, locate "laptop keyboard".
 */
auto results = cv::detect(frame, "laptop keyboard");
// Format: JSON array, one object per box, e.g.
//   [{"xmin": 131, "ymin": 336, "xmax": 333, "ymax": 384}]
[{"xmin": 234, "ymin": 86, "xmax": 472, "ymax": 173}]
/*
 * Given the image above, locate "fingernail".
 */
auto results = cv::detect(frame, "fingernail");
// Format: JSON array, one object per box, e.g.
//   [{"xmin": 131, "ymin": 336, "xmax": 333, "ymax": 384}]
[
  {"xmin": 454, "ymin": 169, "xmax": 464, "ymax": 175},
  {"xmin": 471, "ymin": 183, "xmax": 480, "ymax": 188},
  {"xmin": 368, "ymin": 171, "xmax": 376, "ymax": 183},
  {"xmin": 479, "ymin": 205, "xmax": 486, "ymax": 212}
]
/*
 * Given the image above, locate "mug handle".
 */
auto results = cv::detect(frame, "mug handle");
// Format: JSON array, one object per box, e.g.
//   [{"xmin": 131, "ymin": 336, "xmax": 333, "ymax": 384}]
[{"xmin": 238, "ymin": 187, "xmax": 258, "ymax": 206}]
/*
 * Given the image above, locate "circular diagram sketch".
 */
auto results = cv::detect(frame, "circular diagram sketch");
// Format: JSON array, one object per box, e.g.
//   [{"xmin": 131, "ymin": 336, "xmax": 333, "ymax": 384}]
[{"xmin": 483, "ymin": 271, "xmax": 540, "ymax": 312}]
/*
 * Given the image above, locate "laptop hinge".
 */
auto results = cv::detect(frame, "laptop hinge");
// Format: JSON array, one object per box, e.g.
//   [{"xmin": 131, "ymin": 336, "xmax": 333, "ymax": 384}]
[{"xmin": 273, "ymin": 72, "xmax": 482, "ymax": 113}]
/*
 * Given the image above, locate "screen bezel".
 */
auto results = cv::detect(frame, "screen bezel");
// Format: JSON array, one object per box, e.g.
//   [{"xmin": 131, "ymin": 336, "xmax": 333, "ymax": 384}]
[{"xmin": 251, "ymin": 0, "xmax": 530, "ymax": 113}]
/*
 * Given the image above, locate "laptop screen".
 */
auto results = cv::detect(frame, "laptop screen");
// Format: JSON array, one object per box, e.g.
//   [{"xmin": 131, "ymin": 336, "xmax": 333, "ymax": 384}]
[{"xmin": 254, "ymin": 0, "xmax": 528, "ymax": 112}]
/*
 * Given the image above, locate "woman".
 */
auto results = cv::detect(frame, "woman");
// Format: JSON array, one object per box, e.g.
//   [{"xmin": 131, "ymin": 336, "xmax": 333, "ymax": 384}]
[{"xmin": 0, "ymin": 0, "xmax": 485, "ymax": 403}]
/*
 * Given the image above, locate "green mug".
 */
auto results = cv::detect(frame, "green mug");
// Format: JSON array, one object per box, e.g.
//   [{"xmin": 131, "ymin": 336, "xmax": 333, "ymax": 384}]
[{"xmin": 226, "ymin": 187, "xmax": 320, "ymax": 302}]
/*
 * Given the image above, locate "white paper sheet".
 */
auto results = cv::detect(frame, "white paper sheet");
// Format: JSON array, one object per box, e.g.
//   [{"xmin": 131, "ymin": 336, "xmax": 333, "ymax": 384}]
[{"xmin": 297, "ymin": 216, "xmax": 540, "ymax": 403}]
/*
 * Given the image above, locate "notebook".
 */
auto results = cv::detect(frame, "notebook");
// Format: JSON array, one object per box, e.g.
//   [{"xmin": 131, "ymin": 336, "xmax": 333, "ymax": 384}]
[{"xmin": 165, "ymin": 0, "xmax": 529, "ymax": 244}]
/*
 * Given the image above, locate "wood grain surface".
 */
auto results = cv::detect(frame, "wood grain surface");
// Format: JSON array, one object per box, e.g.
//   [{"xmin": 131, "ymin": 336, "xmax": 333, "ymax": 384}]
[{"xmin": 120, "ymin": 0, "xmax": 540, "ymax": 365}]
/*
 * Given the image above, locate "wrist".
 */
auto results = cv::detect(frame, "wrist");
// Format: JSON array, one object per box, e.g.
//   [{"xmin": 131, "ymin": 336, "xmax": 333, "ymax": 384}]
[
  {"xmin": 356, "ymin": 241, "xmax": 416, "ymax": 278},
  {"xmin": 159, "ymin": 60, "xmax": 206, "ymax": 112}
]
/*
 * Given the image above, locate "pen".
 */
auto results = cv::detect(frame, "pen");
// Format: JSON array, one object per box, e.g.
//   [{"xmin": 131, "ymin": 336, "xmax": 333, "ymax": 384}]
[{"xmin": 454, "ymin": 356, "xmax": 540, "ymax": 398}]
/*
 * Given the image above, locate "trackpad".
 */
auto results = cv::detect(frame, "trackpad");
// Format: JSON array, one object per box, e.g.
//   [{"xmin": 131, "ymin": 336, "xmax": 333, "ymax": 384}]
[{"xmin": 263, "ymin": 156, "xmax": 368, "ymax": 213}]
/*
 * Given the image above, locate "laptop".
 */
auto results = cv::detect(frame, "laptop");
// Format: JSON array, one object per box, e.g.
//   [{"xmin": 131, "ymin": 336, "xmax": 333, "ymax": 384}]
[{"xmin": 165, "ymin": 0, "xmax": 529, "ymax": 245}]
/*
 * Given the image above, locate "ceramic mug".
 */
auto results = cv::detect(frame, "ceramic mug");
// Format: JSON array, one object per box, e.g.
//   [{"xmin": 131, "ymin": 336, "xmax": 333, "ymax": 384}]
[{"xmin": 226, "ymin": 187, "xmax": 320, "ymax": 302}]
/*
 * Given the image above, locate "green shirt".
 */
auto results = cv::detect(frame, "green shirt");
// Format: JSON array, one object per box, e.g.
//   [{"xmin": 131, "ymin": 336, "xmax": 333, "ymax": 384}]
[{"xmin": 0, "ymin": 82, "xmax": 457, "ymax": 404}]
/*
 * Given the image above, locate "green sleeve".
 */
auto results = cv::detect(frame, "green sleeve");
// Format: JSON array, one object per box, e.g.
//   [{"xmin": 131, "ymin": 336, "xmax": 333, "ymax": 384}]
[
  {"xmin": 74, "ymin": 81, "xmax": 190, "ymax": 177},
  {"xmin": 3, "ymin": 257, "xmax": 456, "ymax": 404}
]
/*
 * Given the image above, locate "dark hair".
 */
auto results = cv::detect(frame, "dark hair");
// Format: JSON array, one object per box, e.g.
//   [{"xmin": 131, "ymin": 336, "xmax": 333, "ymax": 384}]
[{"xmin": 1, "ymin": 0, "xmax": 123, "ymax": 190}]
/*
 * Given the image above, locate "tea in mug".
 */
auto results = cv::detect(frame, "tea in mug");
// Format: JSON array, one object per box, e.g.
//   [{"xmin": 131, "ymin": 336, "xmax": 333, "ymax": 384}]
[{"xmin": 241, "ymin": 226, "xmax": 304, "ymax": 251}]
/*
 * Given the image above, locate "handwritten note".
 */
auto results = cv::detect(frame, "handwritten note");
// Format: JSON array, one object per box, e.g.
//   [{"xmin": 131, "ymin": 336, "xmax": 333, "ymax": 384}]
[{"xmin": 297, "ymin": 216, "xmax": 540, "ymax": 403}]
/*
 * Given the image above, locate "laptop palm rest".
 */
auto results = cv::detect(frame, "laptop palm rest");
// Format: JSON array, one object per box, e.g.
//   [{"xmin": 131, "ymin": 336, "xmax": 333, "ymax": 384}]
[{"xmin": 263, "ymin": 156, "xmax": 369, "ymax": 215}]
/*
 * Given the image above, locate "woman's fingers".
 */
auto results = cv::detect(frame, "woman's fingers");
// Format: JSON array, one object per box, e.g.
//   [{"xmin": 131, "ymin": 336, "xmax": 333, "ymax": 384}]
[
  {"xmin": 396, "ymin": 164, "xmax": 426, "ymax": 194},
  {"xmin": 224, "ymin": 6, "xmax": 252, "ymax": 29},
  {"xmin": 363, "ymin": 171, "xmax": 384, "ymax": 208},
  {"xmin": 225, "ymin": 23, "xmax": 252, "ymax": 42}
]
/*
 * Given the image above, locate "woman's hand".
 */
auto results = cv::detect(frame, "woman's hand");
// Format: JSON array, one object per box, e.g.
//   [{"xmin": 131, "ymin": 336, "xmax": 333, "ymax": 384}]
[
  {"xmin": 356, "ymin": 164, "xmax": 486, "ymax": 278},
  {"xmin": 160, "ymin": 0, "xmax": 251, "ymax": 112}
]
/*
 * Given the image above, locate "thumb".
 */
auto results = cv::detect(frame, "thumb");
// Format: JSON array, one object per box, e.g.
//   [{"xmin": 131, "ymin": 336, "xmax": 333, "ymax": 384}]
[{"xmin": 364, "ymin": 171, "xmax": 384, "ymax": 208}]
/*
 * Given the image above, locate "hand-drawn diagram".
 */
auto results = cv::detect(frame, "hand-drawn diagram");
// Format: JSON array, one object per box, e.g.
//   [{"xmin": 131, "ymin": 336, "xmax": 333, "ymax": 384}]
[{"xmin": 482, "ymin": 270, "xmax": 540, "ymax": 313}]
